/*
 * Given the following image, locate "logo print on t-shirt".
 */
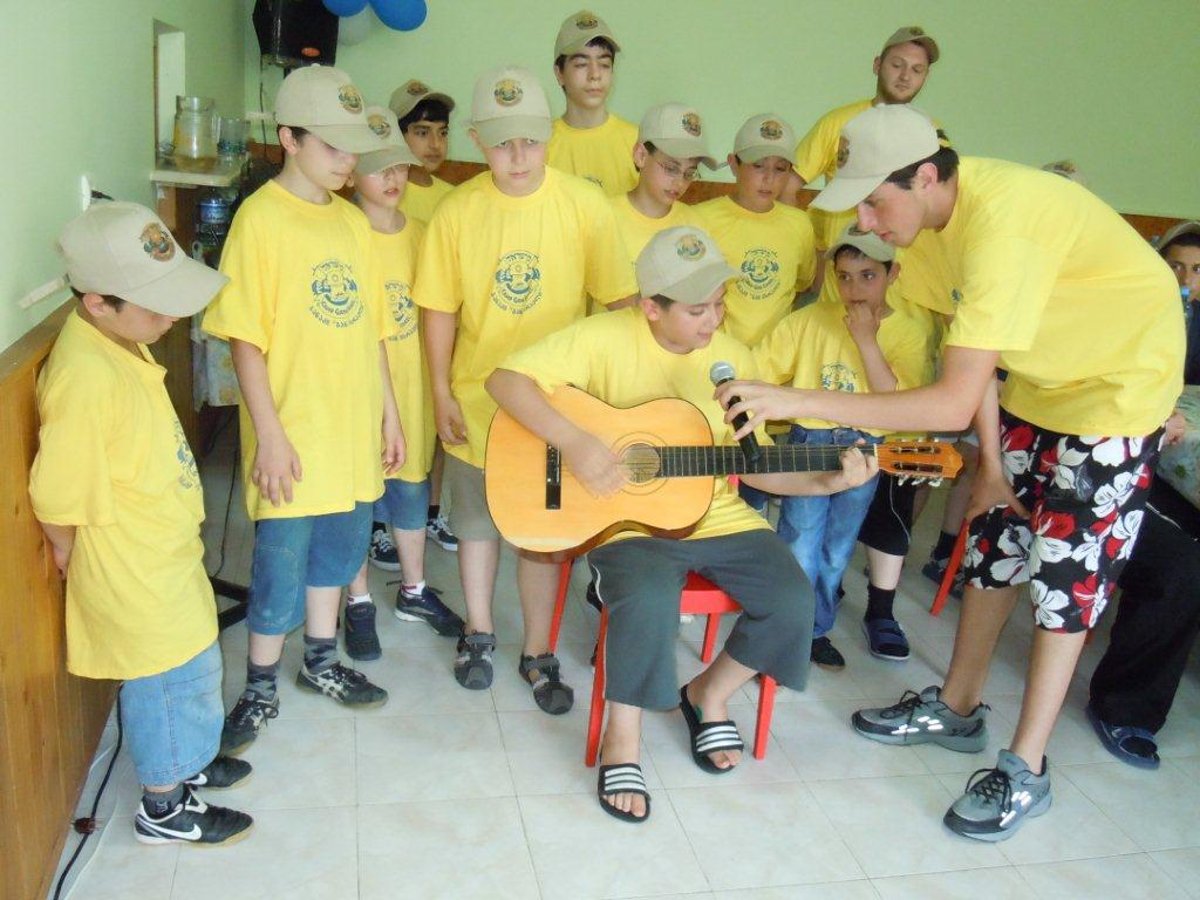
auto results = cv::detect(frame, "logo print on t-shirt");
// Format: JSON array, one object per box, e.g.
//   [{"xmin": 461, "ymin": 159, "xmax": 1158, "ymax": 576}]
[
  {"xmin": 140, "ymin": 222, "xmax": 175, "ymax": 261},
  {"xmin": 387, "ymin": 280, "xmax": 417, "ymax": 340},
  {"xmin": 584, "ymin": 174, "xmax": 604, "ymax": 187},
  {"xmin": 309, "ymin": 259, "xmax": 365, "ymax": 328},
  {"xmin": 172, "ymin": 418, "xmax": 199, "ymax": 490},
  {"xmin": 820, "ymin": 362, "xmax": 858, "ymax": 393},
  {"xmin": 951, "ymin": 287, "xmax": 963, "ymax": 305},
  {"xmin": 739, "ymin": 248, "xmax": 781, "ymax": 300},
  {"xmin": 491, "ymin": 251, "xmax": 542, "ymax": 314}
]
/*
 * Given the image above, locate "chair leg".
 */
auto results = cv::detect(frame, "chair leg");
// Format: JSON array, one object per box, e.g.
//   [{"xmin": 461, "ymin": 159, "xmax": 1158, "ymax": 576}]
[
  {"xmin": 585, "ymin": 607, "xmax": 608, "ymax": 767},
  {"xmin": 930, "ymin": 523, "xmax": 969, "ymax": 617},
  {"xmin": 549, "ymin": 559, "xmax": 573, "ymax": 653},
  {"xmin": 753, "ymin": 675, "xmax": 776, "ymax": 760},
  {"xmin": 701, "ymin": 613, "xmax": 720, "ymax": 663}
]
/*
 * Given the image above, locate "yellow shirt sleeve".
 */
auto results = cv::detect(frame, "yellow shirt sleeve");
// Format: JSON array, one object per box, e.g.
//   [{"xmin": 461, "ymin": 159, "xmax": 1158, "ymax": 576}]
[
  {"xmin": 948, "ymin": 235, "xmax": 1058, "ymax": 352},
  {"xmin": 583, "ymin": 190, "xmax": 638, "ymax": 306},
  {"xmin": 203, "ymin": 205, "xmax": 274, "ymax": 351}
]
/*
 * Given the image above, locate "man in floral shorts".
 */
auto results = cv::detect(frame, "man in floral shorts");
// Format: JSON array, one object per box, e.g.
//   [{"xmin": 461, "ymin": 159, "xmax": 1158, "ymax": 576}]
[{"xmin": 713, "ymin": 105, "xmax": 1183, "ymax": 841}]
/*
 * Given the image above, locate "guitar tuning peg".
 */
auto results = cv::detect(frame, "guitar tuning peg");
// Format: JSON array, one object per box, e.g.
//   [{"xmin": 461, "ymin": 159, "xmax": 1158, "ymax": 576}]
[
  {"xmin": 897, "ymin": 475, "xmax": 908, "ymax": 486},
  {"xmin": 930, "ymin": 478, "xmax": 943, "ymax": 488}
]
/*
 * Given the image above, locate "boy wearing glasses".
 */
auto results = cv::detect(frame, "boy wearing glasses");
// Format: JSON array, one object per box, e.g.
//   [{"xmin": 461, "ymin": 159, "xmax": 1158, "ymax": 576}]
[
  {"xmin": 547, "ymin": 9, "xmax": 638, "ymax": 195},
  {"xmin": 697, "ymin": 114, "xmax": 817, "ymax": 348}
]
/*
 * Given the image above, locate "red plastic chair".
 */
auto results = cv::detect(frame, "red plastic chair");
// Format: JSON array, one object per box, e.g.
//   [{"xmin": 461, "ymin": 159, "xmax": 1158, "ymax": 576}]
[
  {"xmin": 930, "ymin": 523, "xmax": 969, "ymax": 617},
  {"xmin": 551, "ymin": 561, "xmax": 777, "ymax": 766}
]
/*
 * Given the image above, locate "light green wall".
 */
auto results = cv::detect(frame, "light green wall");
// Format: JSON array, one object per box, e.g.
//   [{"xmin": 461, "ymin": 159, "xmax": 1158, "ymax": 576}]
[
  {"xmin": 1, "ymin": 0, "xmax": 245, "ymax": 354},
  {"xmin": 246, "ymin": 0, "xmax": 1198, "ymax": 216}
]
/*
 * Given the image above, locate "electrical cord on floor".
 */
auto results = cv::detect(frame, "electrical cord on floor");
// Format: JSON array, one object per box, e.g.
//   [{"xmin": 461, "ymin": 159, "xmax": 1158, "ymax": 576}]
[
  {"xmin": 52, "ymin": 693, "xmax": 123, "ymax": 900},
  {"xmin": 203, "ymin": 409, "xmax": 239, "ymax": 583}
]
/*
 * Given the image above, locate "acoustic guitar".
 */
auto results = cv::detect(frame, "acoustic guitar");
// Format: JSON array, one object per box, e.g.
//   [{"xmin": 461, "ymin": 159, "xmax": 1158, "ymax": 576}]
[{"xmin": 485, "ymin": 386, "xmax": 962, "ymax": 554}]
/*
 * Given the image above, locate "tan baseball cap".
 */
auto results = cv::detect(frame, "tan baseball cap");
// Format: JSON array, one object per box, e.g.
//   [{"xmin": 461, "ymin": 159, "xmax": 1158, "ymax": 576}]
[
  {"xmin": 554, "ymin": 9, "xmax": 620, "ymax": 59},
  {"xmin": 274, "ymin": 64, "xmax": 387, "ymax": 154},
  {"xmin": 636, "ymin": 226, "xmax": 736, "ymax": 305},
  {"xmin": 59, "ymin": 201, "xmax": 228, "ymax": 317},
  {"xmin": 811, "ymin": 104, "xmax": 940, "ymax": 212},
  {"xmin": 733, "ymin": 113, "xmax": 796, "ymax": 165},
  {"xmin": 355, "ymin": 106, "xmax": 421, "ymax": 176},
  {"xmin": 388, "ymin": 79, "xmax": 456, "ymax": 121},
  {"xmin": 638, "ymin": 103, "xmax": 718, "ymax": 169},
  {"xmin": 469, "ymin": 66, "xmax": 552, "ymax": 147},
  {"xmin": 881, "ymin": 26, "xmax": 940, "ymax": 64},
  {"xmin": 1158, "ymin": 221, "xmax": 1200, "ymax": 253},
  {"xmin": 825, "ymin": 223, "xmax": 896, "ymax": 262}
]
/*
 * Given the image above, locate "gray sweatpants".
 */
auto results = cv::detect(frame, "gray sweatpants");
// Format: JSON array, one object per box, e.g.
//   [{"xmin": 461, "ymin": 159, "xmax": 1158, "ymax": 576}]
[{"xmin": 587, "ymin": 529, "xmax": 814, "ymax": 710}]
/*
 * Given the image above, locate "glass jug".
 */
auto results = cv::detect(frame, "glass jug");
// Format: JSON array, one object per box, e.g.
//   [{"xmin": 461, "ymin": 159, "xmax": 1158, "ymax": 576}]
[{"xmin": 173, "ymin": 96, "xmax": 217, "ymax": 171}]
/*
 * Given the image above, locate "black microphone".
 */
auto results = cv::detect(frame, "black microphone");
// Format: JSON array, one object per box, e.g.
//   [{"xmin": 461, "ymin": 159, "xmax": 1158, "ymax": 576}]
[{"xmin": 709, "ymin": 361, "xmax": 761, "ymax": 467}]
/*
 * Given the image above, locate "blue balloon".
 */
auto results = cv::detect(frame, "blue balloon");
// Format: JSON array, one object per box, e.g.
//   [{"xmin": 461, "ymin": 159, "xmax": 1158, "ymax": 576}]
[
  {"xmin": 322, "ymin": 0, "xmax": 369, "ymax": 16},
  {"xmin": 369, "ymin": 0, "xmax": 427, "ymax": 31}
]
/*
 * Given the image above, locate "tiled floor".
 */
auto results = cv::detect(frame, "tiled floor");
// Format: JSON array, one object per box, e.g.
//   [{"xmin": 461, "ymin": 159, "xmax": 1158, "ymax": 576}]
[{"xmin": 59, "ymin": 426, "xmax": 1200, "ymax": 899}]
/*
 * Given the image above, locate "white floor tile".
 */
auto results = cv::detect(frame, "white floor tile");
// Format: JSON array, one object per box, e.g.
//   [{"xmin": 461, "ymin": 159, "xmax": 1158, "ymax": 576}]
[
  {"xmin": 871, "ymin": 865, "xmax": 1029, "ymax": 899},
  {"xmin": 224, "ymin": 717, "xmax": 356, "ymax": 811},
  {"xmin": 1015, "ymin": 853, "xmax": 1189, "ymax": 899},
  {"xmin": 1150, "ymin": 848, "xmax": 1200, "ymax": 898},
  {"xmin": 1058, "ymin": 761, "xmax": 1200, "ymax": 851},
  {"xmin": 65, "ymin": 816, "xmax": 179, "ymax": 899}
]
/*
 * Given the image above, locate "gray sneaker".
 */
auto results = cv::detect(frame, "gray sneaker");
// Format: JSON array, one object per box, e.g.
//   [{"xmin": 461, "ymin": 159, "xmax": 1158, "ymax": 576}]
[
  {"xmin": 944, "ymin": 749, "xmax": 1052, "ymax": 841},
  {"xmin": 852, "ymin": 686, "xmax": 988, "ymax": 752}
]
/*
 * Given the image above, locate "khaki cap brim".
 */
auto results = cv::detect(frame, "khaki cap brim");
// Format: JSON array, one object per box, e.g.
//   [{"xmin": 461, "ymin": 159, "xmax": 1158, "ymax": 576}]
[
  {"xmin": 306, "ymin": 123, "xmax": 389, "ymax": 154},
  {"xmin": 471, "ymin": 116, "xmax": 552, "ymax": 147},
  {"xmin": 654, "ymin": 261, "xmax": 737, "ymax": 306},
  {"xmin": 651, "ymin": 137, "xmax": 718, "ymax": 170},
  {"xmin": 389, "ymin": 88, "xmax": 456, "ymax": 121},
  {"xmin": 812, "ymin": 174, "xmax": 888, "ymax": 212},
  {"xmin": 355, "ymin": 144, "xmax": 421, "ymax": 176},
  {"xmin": 736, "ymin": 145, "xmax": 794, "ymax": 166},
  {"xmin": 117, "ymin": 256, "xmax": 230, "ymax": 318}
]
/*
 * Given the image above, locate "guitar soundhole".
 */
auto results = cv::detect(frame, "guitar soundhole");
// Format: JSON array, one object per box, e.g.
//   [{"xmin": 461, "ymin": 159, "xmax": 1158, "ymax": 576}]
[{"xmin": 621, "ymin": 443, "xmax": 663, "ymax": 485}]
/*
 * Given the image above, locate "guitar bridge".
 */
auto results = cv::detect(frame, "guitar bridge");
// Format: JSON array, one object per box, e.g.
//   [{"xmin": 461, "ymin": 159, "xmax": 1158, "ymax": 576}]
[{"xmin": 545, "ymin": 444, "xmax": 562, "ymax": 510}]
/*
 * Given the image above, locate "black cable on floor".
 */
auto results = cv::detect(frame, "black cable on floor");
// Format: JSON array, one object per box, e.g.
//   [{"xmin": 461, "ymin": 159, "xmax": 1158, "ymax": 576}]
[{"xmin": 52, "ymin": 693, "xmax": 123, "ymax": 900}]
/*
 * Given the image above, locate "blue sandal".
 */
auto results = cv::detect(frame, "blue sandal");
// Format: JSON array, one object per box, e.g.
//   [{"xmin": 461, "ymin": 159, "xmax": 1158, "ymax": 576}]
[
  {"xmin": 1086, "ymin": 704, "xmax": 1159, "ymax": 769},
  {"xmin": 862, "ymin": 618, "xmax": 910, "ymax": 661}
]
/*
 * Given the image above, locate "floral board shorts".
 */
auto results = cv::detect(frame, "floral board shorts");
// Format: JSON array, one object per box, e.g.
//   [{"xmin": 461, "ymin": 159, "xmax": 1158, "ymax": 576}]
[{"xmin": 964, "ymin": 409, "xmax": 1163, "ymax": 634}]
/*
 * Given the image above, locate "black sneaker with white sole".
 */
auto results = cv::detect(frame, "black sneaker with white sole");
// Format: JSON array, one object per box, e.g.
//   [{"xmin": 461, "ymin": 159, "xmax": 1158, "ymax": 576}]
[
  {"xmin": 295, "ymin": 661, "xmax": 388, "ymax": 707},
  {"xmin": 426, "ymin": 513, "xmax": 459, "ymax": 551},
  {"xmin": 367, "ymin": 522, "xmax": 401, "ymax": 571},
  {"xmin": 344, "ymin": 599, "xmax": 382, "ymax": 660},
  {"xmin": 220, "ymin": 693, "xmax": 279, "ymax": 756},
  {"xmin": 134, "ymin": 786, "xmax": 253, "ymax": 846},
  {"xmin": 395, "ymin": 585, "xmax": 464, "ymax": 637},
  {"xmin": 184, "ymin": 756, "xmax": 252, "ymax": 789}
]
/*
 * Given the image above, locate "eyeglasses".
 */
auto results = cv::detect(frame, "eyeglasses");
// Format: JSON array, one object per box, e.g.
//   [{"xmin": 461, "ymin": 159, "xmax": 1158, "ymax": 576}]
[{"xmin": 651, "ymin": 152, "xmax": 701, "ymax": 183}]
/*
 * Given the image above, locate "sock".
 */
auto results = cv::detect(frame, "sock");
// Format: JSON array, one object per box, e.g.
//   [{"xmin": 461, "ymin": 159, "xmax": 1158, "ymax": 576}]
[
  {"xmin": 347, "ymin": 592, "xmax": 373, "ymax": 605},
  {"xmin": 427, "ymin": 503, "xmax": 440, "ymax": 522},
  {"xmin": 303, "ymin": 634, "xmax": 338, "ymax": 674},
  {"xmin": 865, "ymin": 585, "xmax": 896, "ymax": 621},
  {"xmin": 401, "ymin": 580, "xmax": 426, "ymax": 597},
  {"xmin": 143, "ymin": 783, "xmax": 186, "ymax": 817},
  {"xmin": 245, "ymin": 659, "xmax": 279, "ymax": 701},
  {"xmin": 932, "ymin": 529, "xmax": 957, "ymax": 561}
]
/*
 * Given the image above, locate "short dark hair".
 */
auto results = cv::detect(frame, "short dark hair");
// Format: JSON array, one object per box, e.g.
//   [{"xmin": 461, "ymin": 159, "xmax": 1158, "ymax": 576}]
[
  {"xmin": 399, "ymin": 98, "xmax": 452, "ymax": 133},
  {"xmin": 276, "ymin": 124, "xmax": 310, "ymax": 143},
  {"xmin": 554, "ymin": 36, "xmax": 618, "ymax": 71},
  {"xmin": 832, "ymin": 244, "xmax": 894, "ymax": 272},
  {"xmin": 884, "ymin": 145, "xmax": 959, "ymax": 190},
  {"xmin": 649, "ymin": 293, "xmax": 675, "ymax": 310},
  {"xmin": 1163, "ymin": 232, "xmax": 1200, "ymax": 255},
  {"xmin": 71, "ymin": 286, "xmax": 125, "ymax": 310}
]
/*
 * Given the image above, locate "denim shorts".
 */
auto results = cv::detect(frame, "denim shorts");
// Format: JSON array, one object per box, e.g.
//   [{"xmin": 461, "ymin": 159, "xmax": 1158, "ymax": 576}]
[
  {"xmin": 119, "ymin": 642, "xmax": 223, "ymax": 786},
  {"xmin": 374, "ymin": 477, "xmax": 431, "ymax": 531},
  {"xmin": 248, "ymin": 501, "xmax": 373, "ymax": 634}
]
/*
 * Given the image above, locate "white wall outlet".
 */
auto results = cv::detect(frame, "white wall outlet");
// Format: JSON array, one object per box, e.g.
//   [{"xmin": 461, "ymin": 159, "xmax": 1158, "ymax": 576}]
[{"xmin": 79, "ymin": 173, "xmax": 92, "ymax": 210}]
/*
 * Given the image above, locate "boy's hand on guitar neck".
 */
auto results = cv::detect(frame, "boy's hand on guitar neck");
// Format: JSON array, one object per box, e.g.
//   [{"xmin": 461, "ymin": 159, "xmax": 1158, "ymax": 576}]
[
  {"xmin": 561, "ymin": 429, "xmax": 625, "ymax": 498},
  {"xmin": 832, "ymin": 443, "xmax": 878, "ymax": 492}
]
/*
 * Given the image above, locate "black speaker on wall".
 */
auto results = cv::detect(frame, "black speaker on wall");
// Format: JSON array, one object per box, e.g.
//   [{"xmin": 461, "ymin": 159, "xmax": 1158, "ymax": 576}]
[{"xmin": 253, "ymin": 0, "xmax": 339, "ymax": 69}]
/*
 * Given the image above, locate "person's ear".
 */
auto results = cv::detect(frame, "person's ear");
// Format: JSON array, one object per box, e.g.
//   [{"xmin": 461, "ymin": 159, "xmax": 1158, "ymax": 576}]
[
  {"xmin": 79, "ymin": 292, "xmax": 113, "ymax": 318},
  {"xmin": 887, "ymin": 261, "xmax": 901, "ymax": 285}
]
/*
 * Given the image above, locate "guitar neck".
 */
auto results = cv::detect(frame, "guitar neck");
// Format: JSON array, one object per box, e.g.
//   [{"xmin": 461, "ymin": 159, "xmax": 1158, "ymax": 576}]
[{"xmin": 654, "ymin": 444, "xmax": 864, "ymax": 478}]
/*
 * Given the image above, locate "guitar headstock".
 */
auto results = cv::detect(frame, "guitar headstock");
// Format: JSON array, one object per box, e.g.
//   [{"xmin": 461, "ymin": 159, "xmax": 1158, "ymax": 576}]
[{"xmin": 876, "ymin": 441, "xmax": 963, "ymax": 485}]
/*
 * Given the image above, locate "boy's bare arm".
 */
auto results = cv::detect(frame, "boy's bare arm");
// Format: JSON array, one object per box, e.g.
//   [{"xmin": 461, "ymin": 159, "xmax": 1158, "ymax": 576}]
[
  {"xmin": 845, "ymin": 303, "xmax": 898, "ymax": 392},
  {"xmin": 485, "ymin": 368, "xmax": 622, "ymax": 498},
  {"xmin": 421, "ymin": 309, "xmax": 466, "ymax": 445},
  {"xmin": 378, "ymin": 342, "xmax": 406, "ymax": 475},
  {"xmin": 965, "ymin": 376, "xmax": 1026, "ymax": 520},
  {"xmin": 40, "ymin": 522, "xmax": 76, "ymax": 577},
  {"xmin": 230, "ymin": 338, "xmax": 302, "ymax": 506}
]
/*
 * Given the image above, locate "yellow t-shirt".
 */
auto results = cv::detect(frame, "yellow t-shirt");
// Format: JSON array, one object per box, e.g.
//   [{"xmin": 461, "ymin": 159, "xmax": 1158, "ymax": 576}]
[
  {"xmin": 400, "ymin": 175, "xmax": 454, "ymax": 224},
  {"xmin": 547, "ymin": 114, "xmax": 639, "ymax": 196},
  {"xmin": 203, "ymin": 180, "xmax": 395, "ymax": 519},
  {"xmin": 900, "ymin": 157, "xmax": 1183, "ymax": 436},
  {"xmin": 372, "ymin": 221, "xmax": 436, "ymax": 482},
  {"xmin": 755, "ymin": 293, "xmax": 935, "ymax": 435},
  {"xmin": 29, "ymin": 312, "xmax": 217, "ymax": 679},
  {"xmin": 500, "ymin": 307, "xmax": 771, "ymax": 543},
  {"xmin": 794, "ymin": 99, "xmax": 872, "ymax": 252},
  {"xmin": 413, "ymin": 167, "xmax": 638, "ymax": 468},
  {"xmin": 596, "ymin": 192, "xmax": 699, "ymax": 314},
  {"xmin": 696, "ymin": 196, "xmax": 817, "ymax": 347}
]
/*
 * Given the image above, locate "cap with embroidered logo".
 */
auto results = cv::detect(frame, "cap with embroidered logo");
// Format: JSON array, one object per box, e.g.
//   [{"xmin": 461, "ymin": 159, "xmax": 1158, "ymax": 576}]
[
  {"xmin": 812, "ymin": 104, "xmax": 940, "ymax": 212},
  {"xmin": 638, "ymin": 103, "xmax": 718, "ymax": 170},
  {"xmin": 59, "ymin": 201, "xmax": 228, "ymax": 317},
  {"xmin": 733, "ymin": 113, "xmax": 796, "ymax": 166},
  {"xmin": 469, "ymin": 66, "xmax": 552, "ymax": 147},
  {"xmin": 274, "ymin": 64, "xmax": 387, "ymax": 154},
  {"xmin": 636, "ymin": 225, "xmax": 736, "ymax": 305},
  {"xmin": 388, "ymin": 78, "xmax": 456, "ymax": 121},
  {"xmin": 881, "ymin": 26, "xmax": 940, "ymax": 64},
  {"xmin": 355, "ymin": 106, "xmax": 421, "ymax": 176},
  {"xmin": 554, "ymin": 9, "xmax": 620, "ymax": 59},
  {"xmin": 825, "ymin": 223, "xmax": 896, "ymax": 262}
]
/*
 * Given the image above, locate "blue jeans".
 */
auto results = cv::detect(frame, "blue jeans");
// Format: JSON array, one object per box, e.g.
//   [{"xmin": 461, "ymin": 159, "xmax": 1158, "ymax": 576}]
[
  {"xmin": 374, "ymin": 477, "xmax": 431, "ymax": 531},
  {"xmin": 777, "ymin": 426, "xmax": 880, "ymax": 639}
]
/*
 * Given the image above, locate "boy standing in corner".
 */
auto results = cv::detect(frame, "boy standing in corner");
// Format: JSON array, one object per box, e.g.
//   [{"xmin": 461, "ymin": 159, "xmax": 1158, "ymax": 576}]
[{"xmin": 547, "ymin": 8, "xmax": 639, "ymax": 195}]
